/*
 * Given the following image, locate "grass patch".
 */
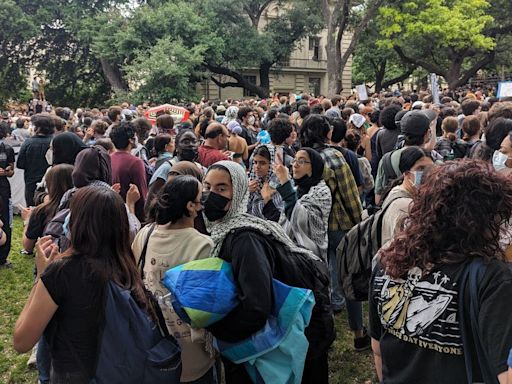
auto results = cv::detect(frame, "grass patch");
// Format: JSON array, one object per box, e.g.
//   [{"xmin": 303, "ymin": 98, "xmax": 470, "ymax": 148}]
[{"xmin": 0, "ymin": 216, "xmax": 376, "ymax": 383}]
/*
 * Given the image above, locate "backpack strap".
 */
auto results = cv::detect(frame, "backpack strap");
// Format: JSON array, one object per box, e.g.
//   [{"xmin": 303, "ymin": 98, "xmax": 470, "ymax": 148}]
[
  {"xmin": 458, "ymin": 258, "xmax": 497, "ymax": 384},
  {"xmin": 137, "ymin": 223, "xmax": 157, "ymax": 280},
  {"xmin": 382, "ymin": 151, "xmax": 398, "ymax": 180},
  {"xmin": 374, "ymin": 190, "xmax": 411, "ymax": 249}
]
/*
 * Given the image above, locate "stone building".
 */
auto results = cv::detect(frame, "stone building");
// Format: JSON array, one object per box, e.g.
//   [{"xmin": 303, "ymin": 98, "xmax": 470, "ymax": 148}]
[{"xmin": 198, "ymin": 3, "xmax": 353, "ymax": 100}]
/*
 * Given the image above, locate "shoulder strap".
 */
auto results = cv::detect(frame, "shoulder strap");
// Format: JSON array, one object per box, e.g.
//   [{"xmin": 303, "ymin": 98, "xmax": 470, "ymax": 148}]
[
  {"xmin": 374, "ymin": 190, "xmax": 411, "ymax": 249},
  {"xmin": 137, "ymin": 223, "xmax": 157, "ymax": 280},
  {"xmin": 382, "ymin": 151, "xmax": 397, "ymax": 180},
  {"xmin": 458, "ymin": 259, "xmax": 497, "ymax": 384}
]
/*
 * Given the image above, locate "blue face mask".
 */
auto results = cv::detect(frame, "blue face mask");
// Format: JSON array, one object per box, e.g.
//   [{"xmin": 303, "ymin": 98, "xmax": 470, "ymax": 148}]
[
  {"xmin": 412, "ymin": 171, "xmax": 423, "ymax": 187},
  {"xmin": 63, "ymin": 213, "xmax": 71, "ymax": 238}
]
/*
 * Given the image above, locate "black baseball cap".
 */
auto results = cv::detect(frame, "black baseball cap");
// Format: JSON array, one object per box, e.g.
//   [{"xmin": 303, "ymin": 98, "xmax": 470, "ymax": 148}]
[{"xmin": 400, "ymin": 109, "xmax": 437, "ymax": 136}]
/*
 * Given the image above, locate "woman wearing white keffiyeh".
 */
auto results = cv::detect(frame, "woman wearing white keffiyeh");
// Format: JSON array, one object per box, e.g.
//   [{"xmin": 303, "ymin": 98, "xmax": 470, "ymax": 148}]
[
  {"xmin": 203, "ymin": 160, "xmax": 318, "ymax": 261},
  {"xmin": 274, "ymin": 148, "xmax": 332, "ymax": 261},
  {"xmin": 202, "ymin": 160, "xmax": 334, "ymax": 384}
]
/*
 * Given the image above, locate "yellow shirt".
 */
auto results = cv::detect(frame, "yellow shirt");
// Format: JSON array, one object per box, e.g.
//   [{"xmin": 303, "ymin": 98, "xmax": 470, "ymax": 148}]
[{"xmin": 132, "ymin": 224, "xmax": 215, "ymax": 382}]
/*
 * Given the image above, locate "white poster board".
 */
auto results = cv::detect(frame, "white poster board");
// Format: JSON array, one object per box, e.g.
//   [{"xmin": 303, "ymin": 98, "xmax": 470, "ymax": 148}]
[
  {"xmin": 430, "ymin": 73, "xmax": 440, "ymax": 105},
  {"xmin": 356, "ymin": 84, "xmax": 368, "ymax": 101},
  {"xmin": 497, "ymin": 81, "xmax": 512, "ymax": 99}
]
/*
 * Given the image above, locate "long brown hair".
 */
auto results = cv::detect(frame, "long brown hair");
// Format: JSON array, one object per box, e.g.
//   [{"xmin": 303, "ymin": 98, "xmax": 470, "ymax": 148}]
[
  {"xmin": 381, "ymin": 160, "xmax": 512, "ymax": 278},
  {"xmin": 67, "ymin": 186, "xmax": 149, "ymax": 309},
  {"xmin": 33, "ymin": 164, "xmax": 74, "ymax": 225}
]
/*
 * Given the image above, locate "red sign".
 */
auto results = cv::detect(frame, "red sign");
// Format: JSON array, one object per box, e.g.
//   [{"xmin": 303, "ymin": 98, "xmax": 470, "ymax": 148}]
[{"xmin": 144, "ymin": 104, "xmax": 190, "ymax": 124}]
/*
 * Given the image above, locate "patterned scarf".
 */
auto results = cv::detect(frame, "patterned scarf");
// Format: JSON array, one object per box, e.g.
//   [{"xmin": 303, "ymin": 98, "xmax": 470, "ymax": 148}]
[{"xmin": 205, "ymin": 161, "xmax": 320, "ymax": 261}]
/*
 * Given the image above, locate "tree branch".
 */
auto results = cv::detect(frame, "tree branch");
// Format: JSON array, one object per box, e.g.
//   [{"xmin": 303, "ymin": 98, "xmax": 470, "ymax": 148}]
[
  {"xmin": 381, "ymin": 66, "xmax": 416, "ymax": 89},
  {"xmin": 339, "ymin": 0, "xmax": 385, "ymax": 69},
  {"xmin": 210, "ymin": 76, "xmax": 240, "ymax": 89},
  {"xmin": 454, "ymin": 51, "xmax": 496, "ymax": 88},
  {"xmin": 205, "ymin": 63, "xmax": 268, "ymax": 98},
  {"xmin": 394, "ymin": 45, "xmax": 447, "ymax": 77}
]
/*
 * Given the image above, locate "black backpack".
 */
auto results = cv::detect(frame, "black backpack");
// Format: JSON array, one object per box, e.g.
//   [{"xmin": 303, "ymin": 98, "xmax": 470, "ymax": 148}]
[
  {"xmin": 336, "ymin": 191, "xmax": 410, "ymax": 301},
  {"xmin": 43, "ymin": 208, "xmax": 71, "ymax": 252},
  {"xmin": 222, "ymin": 228, "xmax": 335, "ymax": 359}
]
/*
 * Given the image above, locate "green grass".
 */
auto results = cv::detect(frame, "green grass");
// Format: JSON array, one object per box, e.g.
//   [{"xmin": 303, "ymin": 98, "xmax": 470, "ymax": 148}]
[{"xmin": 0, "ymin": 216, "xmax": 376, "ymax": 383}]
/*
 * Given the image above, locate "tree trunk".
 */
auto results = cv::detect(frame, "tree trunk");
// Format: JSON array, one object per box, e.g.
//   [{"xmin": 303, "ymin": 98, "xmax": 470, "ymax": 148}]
[
  {"xmin": 322, "ymin": 0, "xmax": 342, "ymax": 97},
  {"xmin": 259, "ymin": 63, "xmax": 271, "ymax": 97},
  {"xmin": 374, "ymin": 61, "xmax": 387, "ymax": 92},
  {"xmin": 100, "ymin": 58, "xmax": 128, "ymax": 91}
]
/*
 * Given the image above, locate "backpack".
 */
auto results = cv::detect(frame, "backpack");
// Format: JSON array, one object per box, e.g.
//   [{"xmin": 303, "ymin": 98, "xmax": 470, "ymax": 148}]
[
  {"xmin": 222, "ymin": 228, "xmax": 335, "ymax": 359},
  {"xmin": 134, "ymin": 146, "xmax": 155, "ymax": 185},
  {"xmin": 458, "ymin": 259, "xmax": 498, "ymax": 384},
  {"xmin": 90, "ymin": 282, "xmax": 182, "ymax": 384},
  {"xmin": 63, "ymin": 280, "xmax": 182, "ymax": 384},
  {"xmin": 336, "ymin": 191, "xmax": 410, "ymax": 301},
  {"xmin": 43, "ymin": 208, "xmax": 71, "ymax": 252},
  {"xmin": 381, "ymin": 151, "xmax": 398, "ymax": 180}
]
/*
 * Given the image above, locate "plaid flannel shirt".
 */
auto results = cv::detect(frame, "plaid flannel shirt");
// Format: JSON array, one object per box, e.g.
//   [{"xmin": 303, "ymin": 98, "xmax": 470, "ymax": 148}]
[{"xmin": 319, "ymin": 146, "xmax": 362, "ymax": 232}]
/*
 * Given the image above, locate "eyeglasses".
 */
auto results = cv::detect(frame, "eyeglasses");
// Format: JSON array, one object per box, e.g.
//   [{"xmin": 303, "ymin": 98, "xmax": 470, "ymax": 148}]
[{"xmin": 291, "ymin": 159, "xmax": 311, "ymax": 166}]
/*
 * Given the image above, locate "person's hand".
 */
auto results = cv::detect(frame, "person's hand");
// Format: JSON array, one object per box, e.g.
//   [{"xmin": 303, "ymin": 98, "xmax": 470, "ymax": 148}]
[
  {"xmin": 21, "ymin": 206, "xmax": 32, "ymax": 222},
  {"xmin": 84, "ymin": 126, "xmax": 94, "ymax": 140},
  {"xmin": 248, "ymin": 179, "xmax": 259, "ymax": 193},
  {"xmin": 112, "ymin": 183, "xmax": 121, "ymax": 193},
  {"xmin": 273, "ymin": 164, "xmax": 289, "ymax": 185},
  {"xmin": 261, "ymin": 182, "xmax": 275, "ymax": 203},
  {"xmin": 35, "ymin": 236, "xmax": 60, "ymax": 276},
  {"xmin": 0, "ymin": 168, "xmax": 6, "ymax": 177},
  {"xmin": 148, "ymin": 157, "xmax": 157, "ymax": 166},
  {"xmin": 126, "ymin": 184, "xmax": 140, "ymax": 214}
]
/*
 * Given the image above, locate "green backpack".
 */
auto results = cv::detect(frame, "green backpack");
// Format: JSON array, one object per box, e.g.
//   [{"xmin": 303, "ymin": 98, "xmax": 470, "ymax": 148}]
[{"xmin": 336, "ymin": 191, "xmax": 410, "ymax": 301}]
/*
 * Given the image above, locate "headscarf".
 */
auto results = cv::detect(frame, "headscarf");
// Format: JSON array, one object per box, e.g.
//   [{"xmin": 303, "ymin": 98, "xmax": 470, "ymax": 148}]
[
  {"xmin": 72, "ymin": 146, "xmax": 112, "ymax": 188},
  {"xmin": 248, "ymin": 143, "xmax": 277, "ymax": 186},
  {"xmin": 221, "ymin": 106, "xmax": 239, "ymax": 125},
  {"xmin": 294, "ymin": 148, "xmax": 325, "ymax": 198},
  {"xmin": 52, "ymin": 132, "xmax": 88, "ymax": 165},
  {"xmin": 205, "ymin": 161, "xmax": 320, "ymax": 261},
  {"xmin": 168, "ymin": 161, "xmax": 203, "ymax": 182},
  {"xmin": 227, "ymin": 120, "xmax": 242, "ymax": 135}
]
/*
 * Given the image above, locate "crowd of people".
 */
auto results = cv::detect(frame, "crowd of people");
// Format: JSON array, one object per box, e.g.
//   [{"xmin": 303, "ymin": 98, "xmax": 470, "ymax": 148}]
[{"xmin": 1, "ymin": 87, "xmax": 512, "ymax": 383}]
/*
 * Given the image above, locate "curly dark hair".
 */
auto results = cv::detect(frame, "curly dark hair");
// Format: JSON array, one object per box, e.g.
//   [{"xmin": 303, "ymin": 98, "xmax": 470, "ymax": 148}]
[
  {"xmin": 380, "ymin": 159, "xmax": 512, "ymax": 278},
  {"xmin": 299, "ymin": 114, "xmax": 331, "ymax": 148},
  {"xmin": 379, "ymin": 105, "xmax": 402, "ymax": 130}
]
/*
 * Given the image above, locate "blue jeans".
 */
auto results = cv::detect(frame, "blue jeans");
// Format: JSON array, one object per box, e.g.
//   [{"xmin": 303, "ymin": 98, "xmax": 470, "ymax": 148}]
[
  {"xmin": 37, "ymin": 336, "xmax": 51, "ymax": 384},
  {"xmin": 327, "ymin": 230, "xmax": 363, "ymax": 332}
]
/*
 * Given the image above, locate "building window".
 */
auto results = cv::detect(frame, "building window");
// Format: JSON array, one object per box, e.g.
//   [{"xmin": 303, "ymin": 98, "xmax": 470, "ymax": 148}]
[
  {"xmin": 309, "ymin": 37, "xmax": 321, "ymax": 61},
  {"xmin": 243, "ymin": 75, "xmax": 257, "ymax": 97},
  {"xmin": 277, "ymin": 54, "xmax": 290, "ymax": 67},
  {"xmin": 309, "ymin": 77, "xmax": 321, "ymax": 97}
]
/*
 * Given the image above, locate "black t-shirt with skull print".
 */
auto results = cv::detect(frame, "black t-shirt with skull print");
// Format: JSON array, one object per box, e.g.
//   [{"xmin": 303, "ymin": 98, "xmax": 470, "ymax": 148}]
[{"xmin": 369, "ymin": 258, "xmax": 512, "ymax": 383}]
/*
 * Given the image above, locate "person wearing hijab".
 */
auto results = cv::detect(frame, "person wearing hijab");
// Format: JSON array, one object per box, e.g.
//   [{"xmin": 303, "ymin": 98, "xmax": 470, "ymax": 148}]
[
  {"xmin": 203, "ymin": 161, "xmax": 334, "ymax": 384},
  {"xmin": 50, "ymin": 132, "xmax": 88, "ymax": 166},
  {"xmin": 247, "ymin": 145, "xmax": 284, "ymax": 222},
  {"xmin": 274, "ymin": 148, "xmax": 331, "ymax": 261}
]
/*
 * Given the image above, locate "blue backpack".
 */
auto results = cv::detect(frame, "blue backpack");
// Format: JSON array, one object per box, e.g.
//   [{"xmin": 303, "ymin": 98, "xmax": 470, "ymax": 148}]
[{"xmin": 69, "ymin": 281, "xmax": 182, "ymax": 384}]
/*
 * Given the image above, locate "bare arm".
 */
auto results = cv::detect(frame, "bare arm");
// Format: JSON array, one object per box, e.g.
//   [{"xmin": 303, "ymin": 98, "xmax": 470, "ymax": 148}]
[
  {"xmin": 13, "ymin": 280, "xmax": 58, "ymax": 353},
  {"xmin": 14, "ymin": 237, "xmax": 59, "ymax": 353},
  {"xmin": 498, "ymin": 370, "xmax": 508, "ymax": 384}
]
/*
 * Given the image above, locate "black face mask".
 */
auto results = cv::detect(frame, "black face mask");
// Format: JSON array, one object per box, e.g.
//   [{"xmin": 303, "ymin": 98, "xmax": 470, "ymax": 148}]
[
  {"xmin": 179, "ymin": 148, "xmax": 197, "ymax": 161},
  {"xmin": 202, "ymin": 191, "xmax": 230, "ymax": 222}
]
